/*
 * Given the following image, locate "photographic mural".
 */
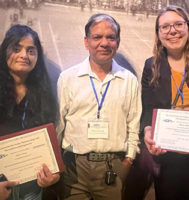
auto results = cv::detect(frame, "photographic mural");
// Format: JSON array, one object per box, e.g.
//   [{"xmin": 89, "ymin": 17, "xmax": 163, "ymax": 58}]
[
  {"xmin": 0, "ymin": 1, "xmax": 189, "ymax": 199},
  {"xmin": 0, "ymin": 0, "xmax": 189, "ymax": 80}
]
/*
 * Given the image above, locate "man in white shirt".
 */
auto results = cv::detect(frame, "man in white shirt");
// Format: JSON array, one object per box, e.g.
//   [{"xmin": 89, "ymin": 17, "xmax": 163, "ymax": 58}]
[{"xmin": 56, "ymin": 13, "xmax": 142, "ymax": 200}]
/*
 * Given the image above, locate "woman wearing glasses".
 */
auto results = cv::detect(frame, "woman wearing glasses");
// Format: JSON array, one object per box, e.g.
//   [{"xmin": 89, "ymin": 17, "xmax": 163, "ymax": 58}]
[{"xmin": 142, "ymin": 5, "xmax": 189, "ymax": 200}]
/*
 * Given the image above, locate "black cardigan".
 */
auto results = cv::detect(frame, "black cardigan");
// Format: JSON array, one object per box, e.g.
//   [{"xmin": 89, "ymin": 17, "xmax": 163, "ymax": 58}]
[{"xmin": 140, "ymin": 54, "xmax": 172, "ymax": 135}]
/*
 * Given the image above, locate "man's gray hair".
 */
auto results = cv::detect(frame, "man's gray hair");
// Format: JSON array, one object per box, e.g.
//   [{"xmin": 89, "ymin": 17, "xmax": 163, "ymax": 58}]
[{"xmin": 85, "ymin": 13, "xmax": 120, "ymax": 38}]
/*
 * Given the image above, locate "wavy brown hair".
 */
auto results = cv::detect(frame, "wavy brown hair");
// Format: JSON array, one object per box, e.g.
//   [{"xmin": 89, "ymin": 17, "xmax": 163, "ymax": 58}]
[{"xmin": 151, "ymin": 5, "xmax": 189, "ymax": 87}]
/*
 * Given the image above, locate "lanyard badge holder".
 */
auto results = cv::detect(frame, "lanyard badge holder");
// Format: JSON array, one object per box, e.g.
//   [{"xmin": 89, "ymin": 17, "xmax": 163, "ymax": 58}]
[
  {"xmin": 88, "ymin": 77, "xmax": 110, "ymax": 139},
  {"xmin": 89, "ymin": 77, "xmax": 110, "ymax": 119}
]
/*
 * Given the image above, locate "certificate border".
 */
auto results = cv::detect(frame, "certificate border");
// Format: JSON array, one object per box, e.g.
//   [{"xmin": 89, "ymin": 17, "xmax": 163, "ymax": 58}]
[
  {"xmin": 151, "ymin": 108, "xmax": 189, "ymax": 153},
  {"xmin": 0, "ymin": 123, "xmax": 64, "ymax": 172}
]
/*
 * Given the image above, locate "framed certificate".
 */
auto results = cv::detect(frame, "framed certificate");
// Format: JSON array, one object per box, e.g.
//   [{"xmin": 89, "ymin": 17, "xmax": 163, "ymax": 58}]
[
  {"xmin": 152, "ymin": 109, "xmax": 189, "ymax": 153},
  {"xmin": 0, "ymin": 123, "xmax": 64, "ymax": 184}
]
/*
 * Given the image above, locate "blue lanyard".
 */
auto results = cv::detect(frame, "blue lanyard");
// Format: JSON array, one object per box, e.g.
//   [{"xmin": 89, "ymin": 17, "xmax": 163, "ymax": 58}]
[
  {"xmin": 22, "ymin": 99, "xmax": 28, "ymax": 129},
  {"xmin": 90, "ymin": 77, "xmax": 110, "ymax": 119},
  {"xmin": 171, "ymin": 67, "xmax": 185, "ymax": 105}
]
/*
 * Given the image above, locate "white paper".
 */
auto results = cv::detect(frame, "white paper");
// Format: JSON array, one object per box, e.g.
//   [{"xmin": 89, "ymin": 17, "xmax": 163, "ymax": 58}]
[
  {"xmin": 153, "ymin": 109, "xmax": 189, "ymax": 153},
  {"xmin": 0, "ymin": 128, "xmax": 59, "ymax": 184}
]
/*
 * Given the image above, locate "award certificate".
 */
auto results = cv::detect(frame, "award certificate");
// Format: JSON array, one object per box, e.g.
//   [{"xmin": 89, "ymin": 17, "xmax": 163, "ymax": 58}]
[
  {"xmin": 152, "ymin": 109, "xmax": 189, "ymax": 153},
  {"xmin": 0, "ymin": 123, "xmax": 64, "ymax": 184}
]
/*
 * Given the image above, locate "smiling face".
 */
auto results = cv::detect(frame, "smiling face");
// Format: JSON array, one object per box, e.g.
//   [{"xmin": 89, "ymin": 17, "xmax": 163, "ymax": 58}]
[
  {"xmin": 84, "ymin": 20, "xmax": 119, "ymax": 65},
  {"xmin": 158, "ymin": 11, "xmax": 189, "ymax": 54},
  {"xmin": 6, "ymin": 35, "xmax": 38, "ymax": 79}
]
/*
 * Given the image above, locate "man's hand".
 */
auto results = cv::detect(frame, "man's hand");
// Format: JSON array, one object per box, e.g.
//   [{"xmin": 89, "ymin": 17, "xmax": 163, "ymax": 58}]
[
  {"xmin": 144, "ymin": 126, "xmax": 166, "ymax": 156},
  {"xmin": 0, "ymin": 181, "xmax": 19, "ymax": 200},
  {"xmin": 122, "ymin": 157, "xmax": 133, "ymax": 169},
  {"xmin": 37, "ymin": 164, "xmax": 60, "ymax": 188},
  {"xmin": 121, "ymin": 157, "xmax": 133, "ymax": 179}
]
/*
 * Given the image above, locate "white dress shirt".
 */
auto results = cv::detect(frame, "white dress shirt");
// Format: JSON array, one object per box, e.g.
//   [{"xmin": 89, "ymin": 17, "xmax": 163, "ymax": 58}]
[{"xmin": 56, "ymin": 57, "xmax": 142, "ymax": 159}]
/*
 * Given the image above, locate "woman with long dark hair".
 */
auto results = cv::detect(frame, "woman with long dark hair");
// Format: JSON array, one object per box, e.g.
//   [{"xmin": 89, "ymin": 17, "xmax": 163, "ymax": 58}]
[{"xmin": 0, "ymin": 24, "xmax": 60, "ymax": 200}]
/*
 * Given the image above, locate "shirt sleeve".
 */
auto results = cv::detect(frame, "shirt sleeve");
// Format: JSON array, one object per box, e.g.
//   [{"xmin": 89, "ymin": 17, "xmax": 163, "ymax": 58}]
[
  {"xmin": 126, "ymin": 76, "xmax": 142, "ymax": 159},
  {"xmin": 56, "ymin": 74, "xmax": 69, "ymax": 146}
]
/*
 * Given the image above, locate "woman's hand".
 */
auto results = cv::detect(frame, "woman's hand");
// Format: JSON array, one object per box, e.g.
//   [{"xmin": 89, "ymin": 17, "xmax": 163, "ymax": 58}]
[
  {"xmin": 0, "ymin": 181, "xmax": 19, "ymax": 200},
  {"xmin": 37, "ymin": 164, "xmax": 60, "ymax": 188},
  {"xmin": 144, "ymin": 126, "xmax": 166, "ymax": 156}
]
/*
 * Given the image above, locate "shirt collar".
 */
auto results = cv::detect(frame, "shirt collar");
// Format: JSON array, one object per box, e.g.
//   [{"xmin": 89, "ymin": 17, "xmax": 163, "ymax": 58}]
[
  {"xmin": 77, "ymin": 57, "xmax": 91, "ymax": 77},
  {"xmin": 111, "ymin": 59, "xmax": 127, "ymax": 79},
  {"xmin": 77, "ymin": 56, "xmax": 126, "ymax": 80}
]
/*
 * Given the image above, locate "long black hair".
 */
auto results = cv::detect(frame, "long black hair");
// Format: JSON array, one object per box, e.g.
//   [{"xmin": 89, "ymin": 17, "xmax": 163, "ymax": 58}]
[{"xmin": 0, "ymin": 24, "xmax": 58, "ymax": 129}]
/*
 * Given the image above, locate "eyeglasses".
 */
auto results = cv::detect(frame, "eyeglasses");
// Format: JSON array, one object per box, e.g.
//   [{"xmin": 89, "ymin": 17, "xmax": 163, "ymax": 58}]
[{"xmin": 159, "ymin": 21, "xmax": 187, "ymax": 34}]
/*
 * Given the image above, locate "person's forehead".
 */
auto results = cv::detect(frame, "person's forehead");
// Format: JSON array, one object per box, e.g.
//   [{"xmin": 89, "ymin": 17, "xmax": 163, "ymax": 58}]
[
  {"xmin": 18, "ymin": 35, "xmax": 35, "ymax": 46},
  {"xmin": 159, "ymin": 11, "xmax": 184, "ymax": 24},
  {"xmin": 89, "ymin": 21, "xmax": 117, "ymax": 33}
]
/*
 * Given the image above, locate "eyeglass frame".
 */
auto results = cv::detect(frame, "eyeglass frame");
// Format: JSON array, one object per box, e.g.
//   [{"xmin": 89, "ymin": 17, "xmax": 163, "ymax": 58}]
[{"xmin": 158, "ymin": 21, "xmax": 188, "ymax": 34}]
